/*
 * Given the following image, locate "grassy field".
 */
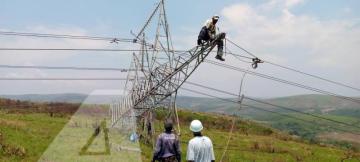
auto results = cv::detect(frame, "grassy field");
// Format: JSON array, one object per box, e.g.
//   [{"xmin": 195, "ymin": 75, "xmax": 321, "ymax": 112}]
[
  {"xmin": 140, "ymin": 109, "xmax": 360, "ymax": 162},
  {"xmin": 1, "ymin": 108, "xmax": 360, "ymax": 162},
  {"xmin": 0, "ymin": 111, "xmax": 68, "ymax": 162}
]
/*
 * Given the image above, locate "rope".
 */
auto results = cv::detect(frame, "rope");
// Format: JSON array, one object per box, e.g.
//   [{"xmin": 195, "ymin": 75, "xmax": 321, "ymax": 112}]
[
  {"xmin": 219, "ymin": 118, "xmax": 236, "ymax": 162},
  {"xmin": 220, "ymin": 72, "xmax": 247, "ymax": 162},
  {"xmin": 174, "ymin": 102, "xmax": 181, "ymax": 136},
  {"xmin": 226, "ymin": 38, "xmax": 258, "ymax": 58},
  {"xmin": 172, "ymin": 91, "xmax": 181, "ymax": 136}
]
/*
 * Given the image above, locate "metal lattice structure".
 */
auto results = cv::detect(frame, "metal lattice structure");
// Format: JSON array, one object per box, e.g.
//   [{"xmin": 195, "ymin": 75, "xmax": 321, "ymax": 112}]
[{"xmin": 110, "ymin": 0, "xmax": 224, "ymax": 129}]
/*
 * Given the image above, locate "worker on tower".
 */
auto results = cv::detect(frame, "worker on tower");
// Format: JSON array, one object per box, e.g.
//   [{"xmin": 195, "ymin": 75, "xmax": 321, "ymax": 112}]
[
  {"xmin": 197, "ymin": 15, "xmax": 226, "ymax": 61},
  {"xmin": 152, "ymin": 120, "xmax": 181, "ymax": 162},
  {"xmin": 186, "ymin": 120, "xmax": 215, "ymax": 162}
]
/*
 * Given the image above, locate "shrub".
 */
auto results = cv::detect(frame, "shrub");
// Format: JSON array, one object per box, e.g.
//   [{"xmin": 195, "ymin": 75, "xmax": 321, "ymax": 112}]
[{"xmin": 252, "ymin": 141, "xmax": 260, "ymax": 150}]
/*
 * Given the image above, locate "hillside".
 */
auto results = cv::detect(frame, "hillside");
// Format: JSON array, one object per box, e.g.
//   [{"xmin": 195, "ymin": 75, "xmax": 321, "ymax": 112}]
[
  {"xmin": 140, "ymin": 109, "xmax": 360, "ymax": 161},
  {"xmin": 1, "ymin": 107, "xmax": 359, "ymax": 162},
  {"xmin": 176, "ymin": 95, "xmax": 360, "ymax": 146},
  {"xmin": 177, "ymin": 94, "xmax": 360, "ymax": 115},
  {"xmin": 1, "ymin": 93, "xmax": 360, "ymax": 147},
  {"xmin": 3, "ymin": 93, "xmax": 359, "ymax": 114},
  {"xmin": 0, "ymin": 96, "xmax": 360, "ymax": 161}
]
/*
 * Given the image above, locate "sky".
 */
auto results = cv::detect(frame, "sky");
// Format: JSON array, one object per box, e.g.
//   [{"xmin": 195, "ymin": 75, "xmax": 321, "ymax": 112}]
[{"xmin": 0, "ymin": 0, "xmax": 359, "ymax": 98}]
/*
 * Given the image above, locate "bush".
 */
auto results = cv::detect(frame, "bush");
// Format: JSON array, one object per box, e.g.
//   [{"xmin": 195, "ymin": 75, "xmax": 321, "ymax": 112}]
[{"xmin": 252, "ymin": 141, "xmax": 260, "ymax": 150}]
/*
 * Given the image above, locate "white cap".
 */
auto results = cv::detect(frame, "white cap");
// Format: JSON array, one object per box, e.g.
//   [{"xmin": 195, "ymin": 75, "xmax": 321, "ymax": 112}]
[
  {"xmin": 212, "ymin": 15, "xmax": 220, "ymax": 20},
  {"xmin": 190, "ymin": 120, "xmax": 203, "ymax": 132}
]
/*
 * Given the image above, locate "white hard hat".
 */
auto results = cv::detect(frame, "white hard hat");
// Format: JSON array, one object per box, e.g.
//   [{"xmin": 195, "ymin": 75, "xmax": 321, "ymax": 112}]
[{"xmin": 190, "ymin": 120, "xmax": 203, "ymax": 132}]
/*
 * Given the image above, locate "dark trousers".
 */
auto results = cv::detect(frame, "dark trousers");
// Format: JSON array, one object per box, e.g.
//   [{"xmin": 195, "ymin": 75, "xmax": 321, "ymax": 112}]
[
  {"xmin": 197, "ymin": 26, "xmax": 224, "ymax": 56},
  {"xmin": 160, "ymin": 156, "xmax": 178, "ymax": 162}
]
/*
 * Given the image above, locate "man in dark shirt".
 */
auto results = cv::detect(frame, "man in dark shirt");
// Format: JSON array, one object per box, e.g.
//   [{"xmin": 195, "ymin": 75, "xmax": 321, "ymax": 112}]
[
  {"xmin": 152, "ymin": 120, "xmax": 181, "ymax": 162},
  {"xmin": 197, "ymin": 15, "xmax": 225, "ymax": 61}
]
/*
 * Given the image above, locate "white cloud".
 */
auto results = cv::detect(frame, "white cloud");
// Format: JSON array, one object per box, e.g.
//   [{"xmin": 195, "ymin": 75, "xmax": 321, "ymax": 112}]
[
  {"xmin": 265, "ymin": 0, "xmax": 304, "ymax": 9},
  {"xmin": 220, "ymin": 1, "xmax": 360, "ymax": 71},
  {"xmin": 284, "ymin": 0, "xmax": 304, "ymax": 8},
  {"xmin": 168, "ymin": 0, "xmax": 360, "ymax": 98}
]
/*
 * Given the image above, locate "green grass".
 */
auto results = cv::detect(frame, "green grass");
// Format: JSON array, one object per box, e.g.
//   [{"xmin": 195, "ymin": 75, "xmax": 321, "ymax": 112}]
[
  {"xmin": 0, "ymin": 111, "xmax": 68, "ymax": 162},
  {"xmin": 1, "ymin": 109, "xmax": 360, "ymax": 162},
  {"xmin": 266, "ymin": 113, "xmax": 360, "ymax": 146},
  {"xmin": 140, "ymin": 109, "xmax": 360, "ymax": 162}
]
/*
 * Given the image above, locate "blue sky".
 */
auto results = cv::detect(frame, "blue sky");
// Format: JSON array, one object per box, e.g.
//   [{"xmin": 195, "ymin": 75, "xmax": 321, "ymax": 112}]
[{"xmin": 0, "ymin": 0, "xmax": 359, "ymax": 98}]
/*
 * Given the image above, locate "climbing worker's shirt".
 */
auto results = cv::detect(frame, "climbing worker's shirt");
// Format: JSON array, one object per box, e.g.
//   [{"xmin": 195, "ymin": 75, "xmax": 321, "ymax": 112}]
[
  {"xmin": 204, "ymin": 19, "xmax": 216, "ymax": 39},
  {"xmin": 186, "ymin": 136, "xmax": 215, "ymax": 162},
  {"xmin": 153, "ymin": 132, "xmax": 181, "ymax": 161}
]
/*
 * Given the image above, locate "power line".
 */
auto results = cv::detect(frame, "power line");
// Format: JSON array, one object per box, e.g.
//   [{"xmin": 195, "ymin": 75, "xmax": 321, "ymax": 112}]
[
  {"xmin": 244, "ymin": 96, "xmax": 360, "ymax": 130},
  {"xmin": 0, "ymin": 64, "xmax": 134, "ymax": 72},
  {"xmin": 0, "ymin": 47, "xmax": 252, "ymax": 56},
  {"xmin": 0, "ymin": 48, "xmax": 150, "ymax": 52},
  {"xmin": 183, "ymin": 81, "xmax": 360, "ymax": 130},
  {"xmin": 0, "ymin": 78, "xmax": 130, "ymax": 80},
  {"xmin": 205, "ymin": 60, "xmax": 360, "ymax": 105},
  {"xmin": 0, "ymin": 31, "xmax": 134, "ymax": 43},
  {"xmin": 4, "ymin": 31, "xmax": 358, "ymax": 93},
  {"xmin": 0, "ymin": 48, "xmax": 194, "ymax": 54},
  {"xmin": 265, "ymin": 61, "xmax": 360, "ymax": 92},
  {"xmin": 226, "ymin": 38, "xmax": 360, "ymax": 93},
  {"xmin": 179, "ymin": 86, "xmax": 360, "ymax": 135}
]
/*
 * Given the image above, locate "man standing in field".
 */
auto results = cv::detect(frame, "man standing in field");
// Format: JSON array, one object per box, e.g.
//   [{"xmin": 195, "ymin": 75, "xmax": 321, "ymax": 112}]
[
  {"xmin": 186, "ymin": 120, "xmax": 215, "ymax": 162},
  {"xmin": 152, "ymin": 120, "xmax": 181, "ymax": 162}
]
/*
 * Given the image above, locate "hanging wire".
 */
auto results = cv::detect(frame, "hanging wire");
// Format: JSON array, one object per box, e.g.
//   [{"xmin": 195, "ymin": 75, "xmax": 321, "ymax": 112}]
[
  {"xmin": 219, "ymin": 71, "xmax": 247, "ymax": 162},
  {"xmin": 205, "ymin": 60, "xmax": 360, "ymax": 105},
  {"xmin": 179, "ymin": 87, "xmax": 360, "ymax": 135},
  {"xmin": 226, "ymin": 38, "xmax": 360, "ymax": 92},
  {"xmin": 0, "ymin": 77, "xmax": 130, "ymax": 80},
  {"xmin": 0, "ymin": 64, "xmax": 134, "ymax": 72},
  {"xmin": 0, "ymin": 31, "xmax": 134, "ymax": 43},
  {"xmin": 182, "ymin": 81, "xmax": 360, "ymax": 130}
]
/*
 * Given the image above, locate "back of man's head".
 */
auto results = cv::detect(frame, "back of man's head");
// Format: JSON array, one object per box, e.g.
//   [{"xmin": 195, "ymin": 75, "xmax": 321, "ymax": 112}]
[{"xmin": 164, "ymin": 119, "xmax": 173, "ymax": 133}]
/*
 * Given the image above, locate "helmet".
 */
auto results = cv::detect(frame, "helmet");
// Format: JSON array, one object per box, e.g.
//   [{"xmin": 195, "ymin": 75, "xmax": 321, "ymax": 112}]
[
  {"xmin": 190, "ymin": 120, "xmax": 203, "ymax": 132},
  {"xmin": 212, "ymin": 15, "xmax": 220, "ymax": 20}
]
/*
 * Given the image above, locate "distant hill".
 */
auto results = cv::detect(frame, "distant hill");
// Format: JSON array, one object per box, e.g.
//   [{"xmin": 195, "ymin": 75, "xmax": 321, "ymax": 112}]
[
  {"xmin": 177, "ymin": 94, "xmax": 360, "ymax": 115},
  {"xmin": 1, "ymin": 93, "xmax": 359, "ymax": 115},
  {"xmin": 0, "ymin": 93, "xmax": 121, "ymax": 104},
  {"xmin": 177, "ymin": 95, "xmax": 360, "ymax": 144},
  {"xmin": 0, "ymin": 93, "xmax": 87, "ymax": 103}
]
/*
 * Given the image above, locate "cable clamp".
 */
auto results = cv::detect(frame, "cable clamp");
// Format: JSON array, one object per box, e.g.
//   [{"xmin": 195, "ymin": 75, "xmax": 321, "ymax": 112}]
[{"xmin": 252, "ymin": 58, "xmax": 263, "ymax": 69}]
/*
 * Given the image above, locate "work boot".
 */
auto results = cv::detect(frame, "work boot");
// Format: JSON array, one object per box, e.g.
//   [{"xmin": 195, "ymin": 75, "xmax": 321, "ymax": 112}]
[
  {"xmin": 215, "ymin": 55, "xmax": 225, "ymax": 61},
  {"xmin": 215, "ymin": 47, "xmax": 225, "ymax": 61}
]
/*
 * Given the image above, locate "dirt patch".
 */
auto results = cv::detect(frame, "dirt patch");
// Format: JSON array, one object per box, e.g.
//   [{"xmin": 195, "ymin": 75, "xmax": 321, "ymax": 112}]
[
  {"xmin": 0, "ymin": 118, "xmax": 27, "ymax": 128},
  {"xmin": 318, "ymin": 132, "xmax": 360, "ymax": 144}
]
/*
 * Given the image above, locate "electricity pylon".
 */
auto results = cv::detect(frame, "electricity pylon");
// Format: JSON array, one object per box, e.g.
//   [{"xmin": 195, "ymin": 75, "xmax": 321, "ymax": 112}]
[{"xmin": 110, "ymin": 0, "xmax": 225, "ymax": 133}]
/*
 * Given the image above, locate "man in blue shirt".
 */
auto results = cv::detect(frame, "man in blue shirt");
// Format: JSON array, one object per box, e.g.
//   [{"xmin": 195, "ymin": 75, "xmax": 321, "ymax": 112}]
[{"xmin": 152, "ymin": 120, "xmax": 181, "ymax": 162}]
